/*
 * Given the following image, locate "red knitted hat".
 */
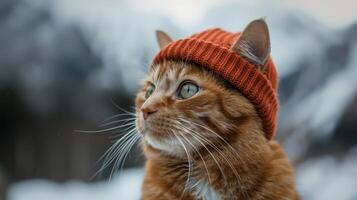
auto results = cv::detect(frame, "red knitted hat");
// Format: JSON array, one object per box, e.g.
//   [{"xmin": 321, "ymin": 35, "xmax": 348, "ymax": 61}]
[{"xmin": 152, "ymin": 28, "xmax": 279, "ymax": 140}]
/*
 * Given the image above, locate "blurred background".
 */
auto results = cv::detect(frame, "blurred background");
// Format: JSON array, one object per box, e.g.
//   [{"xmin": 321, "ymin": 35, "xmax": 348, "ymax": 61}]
[{"xmin": 1, "ymin": 0, "xmax": 357, "ymax": 199}]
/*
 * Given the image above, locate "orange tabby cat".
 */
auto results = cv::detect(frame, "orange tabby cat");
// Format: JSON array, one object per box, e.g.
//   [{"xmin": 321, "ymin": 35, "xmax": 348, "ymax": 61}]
[{"xmin": 135, "ymin": 19, "xmax": 300, "ymax": 200}]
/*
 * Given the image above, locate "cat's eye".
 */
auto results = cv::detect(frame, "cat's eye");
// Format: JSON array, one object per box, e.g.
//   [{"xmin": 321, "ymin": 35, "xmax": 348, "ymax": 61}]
[
  {"xmin": 145, "ymin": 84, "xmax": 155, "ymax": 99},
  {"xmin": 178, "ymin": 82, "xmax": 199, "ymax": 99}
]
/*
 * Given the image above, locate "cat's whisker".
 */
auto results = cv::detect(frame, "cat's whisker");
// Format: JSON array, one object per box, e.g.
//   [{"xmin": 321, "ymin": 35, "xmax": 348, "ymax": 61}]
[
  {"xmin": 179, "ymin": 117, "xmax": 244, "ymax": 164},
  {"xmin": 105, "ymin": 128, "xmax": 137, "ymax": 164},
  {"xmin": 177, "ymin": 118, "xmax": 250, "ymax": 198},
  {"xmin": 94, "ymin": 128, "xmax": 137, "ymax": 177},
  {"xmin": 108, "ymin": 130, "xmax": 139, "ymax": 180},
  {"xmin": 177, "ymin": 119, "xmax": 243, "ymax": 184},
  {"xmin": 182, "ymin": 118, "xmax": 249, "ymax": 182},
  {"xmin": 176, "ymin": 132, "xmax": 214, "ymax": 199},
  {"xmin": 76, "ymin": 122, "xmax": 136, "ymax": 134},
  {"xmin": 92, "ymin": 136, "xmax": 131, "ymax": 179},
  {"xmin": 101, "ymin": 113, "xmax": 137, "ymax": 124},
  {"xmin": 119, "ymin": 134, "xmax": 140, "ymax": 170},
  {"xmin": 171, "ymin": 131, "xmax": 193, "ymax": 200},
  {"xmin": 184, "ymin": 131, "xmax": 245, "ymax": 198},
  {"xmin": 176, "ymin": 124, "xmax": 228, "ymax": 184},
  {"xmin": 108, "ymin": 123, "xmax": 136, "ymax": 140},
  {"xmin": 103, "ymin": 127, "xmax": 137, "ymax": 166},
  {"xmin": 110, "ymin": 99, "xmax": 136, "ymax": 116},
  {"xmin": 93, "ymin": 124, "xmax": 139, "ymax": 179},
  {"xmin": 100, "ymin": 117, "xmax": 136, "ymax": 127},
  {"xmin": 178, "ymin": 118, "xmax": 234, "ymax": 151},
  {"xmin": 109, "ymin": 133, "xmax": 140, "ymax": 181},
  {"xmin": 172, "ymin": 124, "xmax": 213, "ymax": 187}
]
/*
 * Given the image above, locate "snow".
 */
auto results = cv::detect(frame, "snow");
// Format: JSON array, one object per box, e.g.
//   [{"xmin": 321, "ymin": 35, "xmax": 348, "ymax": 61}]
[{"xmin": 8, "ymin": 168, "xmax": 144, "ymax": 200}]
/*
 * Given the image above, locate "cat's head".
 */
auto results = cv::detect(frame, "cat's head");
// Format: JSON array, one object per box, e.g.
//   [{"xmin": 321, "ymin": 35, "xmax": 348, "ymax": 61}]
[{"xmin": 135, "ymin": 19, "xmax": 276, "ymax": 157}]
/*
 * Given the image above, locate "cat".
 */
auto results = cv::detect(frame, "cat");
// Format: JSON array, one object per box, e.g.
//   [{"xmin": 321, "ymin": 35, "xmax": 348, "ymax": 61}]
[{"xmin": 135, "ymin": 19, "xmax": 301, "ymax": 200}]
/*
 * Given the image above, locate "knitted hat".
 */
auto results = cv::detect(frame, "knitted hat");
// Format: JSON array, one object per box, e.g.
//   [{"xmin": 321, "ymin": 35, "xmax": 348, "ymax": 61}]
[{"xmin": 152, "ymin": 27, "xmax": 278, "ymax": 140}]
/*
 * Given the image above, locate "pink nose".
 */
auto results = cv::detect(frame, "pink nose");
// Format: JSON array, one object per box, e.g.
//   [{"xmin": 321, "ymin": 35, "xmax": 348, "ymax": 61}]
[{"xmin": 141, "ymin": 107, "xmax": 158, "ymax": 120}]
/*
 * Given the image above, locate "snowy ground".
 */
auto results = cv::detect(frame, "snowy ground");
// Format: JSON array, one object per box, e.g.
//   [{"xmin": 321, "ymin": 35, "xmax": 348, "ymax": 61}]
[
  {"xmin": 8, "ymin": 169, "xmax": 144, "ymax": 200},
  {"xmin": 8, "ymin": 146, "xmax": 357, "ymax": 200}
]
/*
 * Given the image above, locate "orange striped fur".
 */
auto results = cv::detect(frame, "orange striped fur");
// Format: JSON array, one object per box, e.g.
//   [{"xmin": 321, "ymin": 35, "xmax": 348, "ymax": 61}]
[{"xmin": 135, "ymin": 60, "xmax": 300, "ymax": 200}]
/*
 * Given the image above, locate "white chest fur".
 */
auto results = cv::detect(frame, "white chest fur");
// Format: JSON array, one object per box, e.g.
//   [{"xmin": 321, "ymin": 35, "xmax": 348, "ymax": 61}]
[{"xmin": 190, "ymin": 179, "xmax": 220, "ymax": 200}]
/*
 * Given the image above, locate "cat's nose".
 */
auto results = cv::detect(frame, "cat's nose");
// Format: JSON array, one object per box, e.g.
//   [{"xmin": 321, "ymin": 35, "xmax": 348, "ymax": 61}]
[{"xmin": 141, "ymin": 106, "xmax": 158, "ymax": 120}]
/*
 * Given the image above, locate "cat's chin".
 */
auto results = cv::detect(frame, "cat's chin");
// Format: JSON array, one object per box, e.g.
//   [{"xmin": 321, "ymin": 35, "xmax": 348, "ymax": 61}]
[{"xmin": 144, "ymin": 133, "xmax": 186, "ymax": 156}]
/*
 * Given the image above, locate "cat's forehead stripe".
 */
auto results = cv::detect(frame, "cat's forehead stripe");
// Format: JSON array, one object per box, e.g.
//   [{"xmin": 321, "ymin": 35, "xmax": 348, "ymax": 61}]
[
  {"xmin": 177, "ymin": 63, "xmax": 188, "ymax": 79},
  {"xmin": 150, "ymin": 62, "xmax": 199, "ymax": 95},
  {"xmin": 152, "ymin": 65, "xmax": 161, "ymax": 82},
  {"xmin": 167, "ymin": 66, "xmax": 178, "ymax": 81},
  {"xmin": 157, "ymin": 62, "xmax": 169, "ymax": 81}
]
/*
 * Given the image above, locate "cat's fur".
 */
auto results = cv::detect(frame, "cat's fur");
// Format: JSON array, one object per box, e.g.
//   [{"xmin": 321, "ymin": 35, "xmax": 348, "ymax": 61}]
[{"xmin": 135, "ymin": 19, "xmax": 300, "ymax": 200}]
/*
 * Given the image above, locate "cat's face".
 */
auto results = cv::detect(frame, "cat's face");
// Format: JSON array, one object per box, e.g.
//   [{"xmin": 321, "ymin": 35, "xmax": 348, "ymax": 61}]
[
  {"xmin": 135, "ymin": 60, "xmax": 258, "ymax": 156},
  {"xmin": 136, "ymin": 19, "xmax": 271, "ymax": 156}
]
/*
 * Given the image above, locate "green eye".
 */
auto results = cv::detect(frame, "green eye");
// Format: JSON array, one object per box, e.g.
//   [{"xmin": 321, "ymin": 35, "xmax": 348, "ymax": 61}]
[
  {"xmin": 178, "ymin": 82, "xmax": 199, "ymax": 99},
  {"xmin": 145, "ymin": 84, "xmax": 155, "ymax": 99}
]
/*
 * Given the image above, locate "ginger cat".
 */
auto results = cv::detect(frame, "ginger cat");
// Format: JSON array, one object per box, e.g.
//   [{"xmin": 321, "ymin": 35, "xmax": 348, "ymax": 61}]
[{"xmin": 135, "ymin": 19, "xmax": 300, "ymax": 200}]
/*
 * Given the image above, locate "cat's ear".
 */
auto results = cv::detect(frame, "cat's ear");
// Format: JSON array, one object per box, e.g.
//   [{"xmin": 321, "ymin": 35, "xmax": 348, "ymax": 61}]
[
  {"xmin": 231, "ymin": 19, "xmax": 271, "ymax": 67},
  {"xmin": 155, "ymin": 30, "xmax": 173, "ymax": 49}
]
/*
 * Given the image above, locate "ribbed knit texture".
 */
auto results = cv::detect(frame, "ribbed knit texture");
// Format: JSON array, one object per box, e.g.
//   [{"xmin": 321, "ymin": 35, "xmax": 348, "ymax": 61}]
[{"xmin": 152, "ymin": 28, "xmax": 279, "ymax": 140}]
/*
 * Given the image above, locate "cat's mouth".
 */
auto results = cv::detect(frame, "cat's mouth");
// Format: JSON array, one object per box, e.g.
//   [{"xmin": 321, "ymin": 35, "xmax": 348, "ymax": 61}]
[
  {"xmin": 136, "ymin": 118, "xmax": 189, "ymax": 155},
  {"xmin": 136, "ymin": 112, "xmax": 209, "ymax": 156},
  {"xmin": 137, "ymin": 113, "xmax": 176, "ymax": 136}
]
